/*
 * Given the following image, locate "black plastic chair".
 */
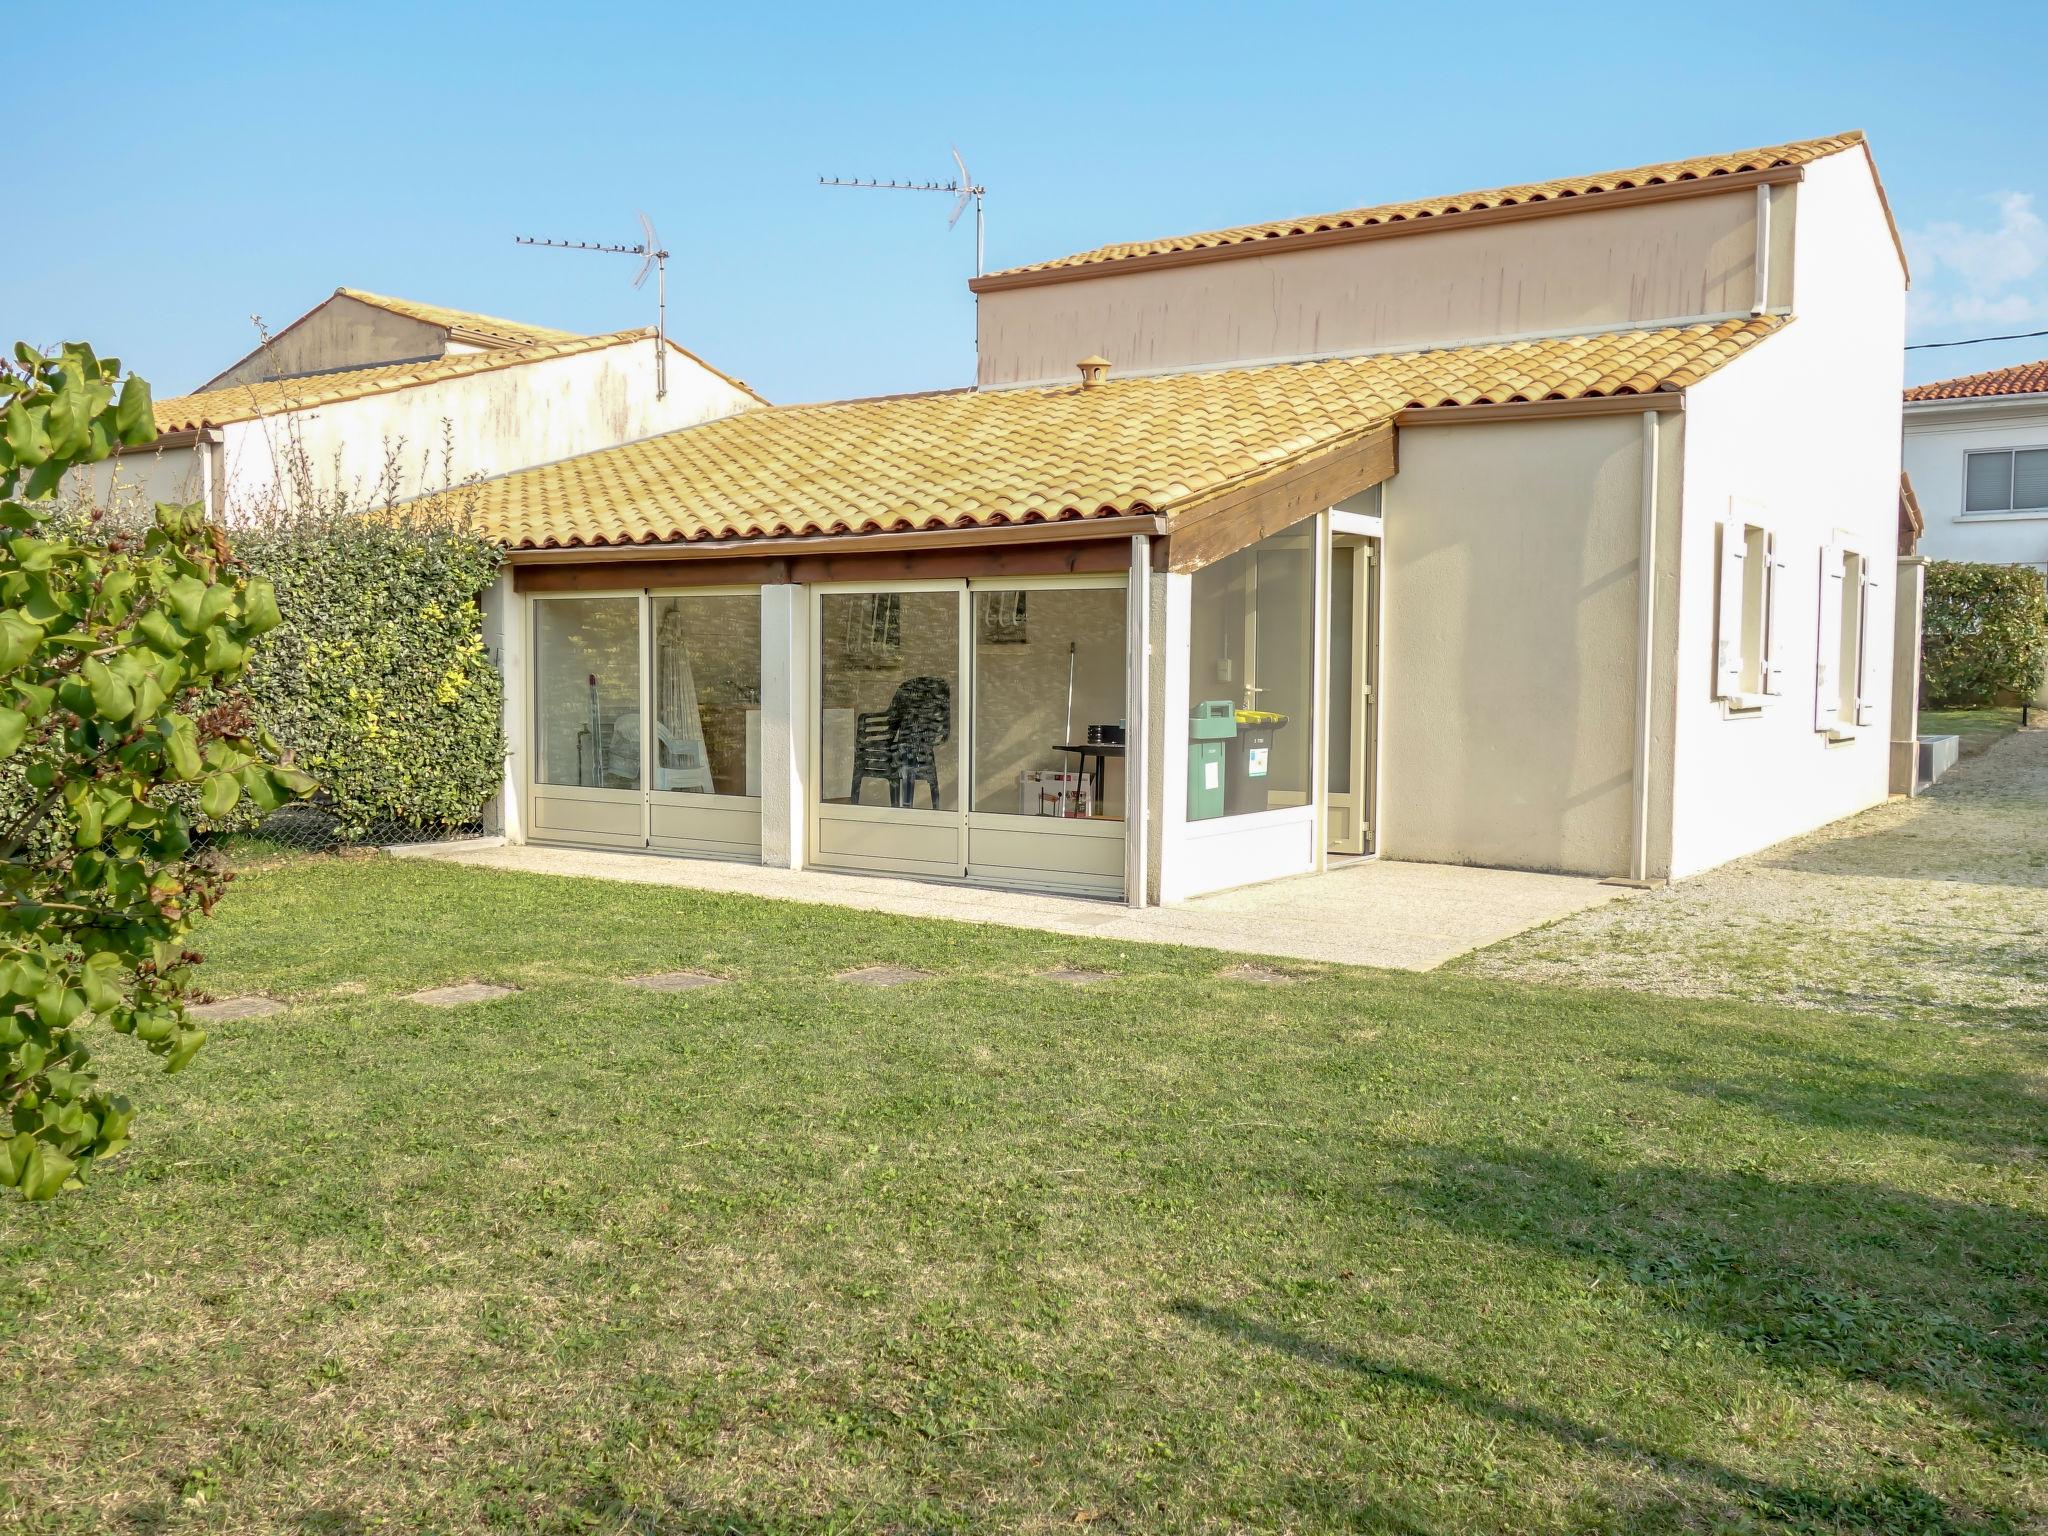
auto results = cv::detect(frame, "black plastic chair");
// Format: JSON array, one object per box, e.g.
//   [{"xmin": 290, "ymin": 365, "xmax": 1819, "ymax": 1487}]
[
  {"xmin": 886, "ymin": 675, "xmax": 951, "ymax": 810},
  {"xmin": 850, "ymin": 709, "xmax": 896, "ymax": 805}
]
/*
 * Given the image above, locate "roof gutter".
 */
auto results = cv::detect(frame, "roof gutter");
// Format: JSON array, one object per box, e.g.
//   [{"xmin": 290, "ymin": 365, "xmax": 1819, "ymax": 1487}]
[
  {"xmin": 970, "ymin": 165, "xmax": 1806, "ymax": 294},
  {"xmin": 1903, "ymin": 390, "xmax": 2048, "ymax": 412},
  {"xmin": 503, "ymin": 512, "xmax": 1171, "ymax": 563}
]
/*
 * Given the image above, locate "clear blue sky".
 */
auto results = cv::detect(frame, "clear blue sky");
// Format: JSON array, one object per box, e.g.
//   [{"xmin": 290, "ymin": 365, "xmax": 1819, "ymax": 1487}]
[{"xmin": 8, "ymin": 1, "xmax": 2045, "ymax": 400}]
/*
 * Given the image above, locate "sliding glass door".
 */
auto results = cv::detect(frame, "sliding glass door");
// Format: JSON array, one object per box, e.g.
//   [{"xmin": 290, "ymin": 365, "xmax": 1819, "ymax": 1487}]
[
  {"xmin": 811, "ymin": 576, "xmax": 1128, "ymax": 894},
  {"xmin": 528, "ymin": 588, "xmax": 763, "ymax": 857}
]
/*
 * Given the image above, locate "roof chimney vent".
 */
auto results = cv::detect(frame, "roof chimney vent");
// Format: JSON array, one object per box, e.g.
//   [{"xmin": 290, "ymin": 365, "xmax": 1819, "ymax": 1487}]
[{"xmin": 1077, "ymin": 354, "xmax": 1112, "ymax": 388}]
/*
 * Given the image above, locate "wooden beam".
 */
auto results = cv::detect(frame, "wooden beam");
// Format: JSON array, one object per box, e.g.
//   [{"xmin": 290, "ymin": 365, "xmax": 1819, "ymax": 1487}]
[
  {"xmin": 508, "ymin": 512, "xmax": 1166, "ymax": 564},
  {"xmin": 1393, "ymin": 392, "xmax": 1685, "ymax": 427},
  {"xmin": 1162, "ymin": 423, "xmax": 1396, "ymax": 573},
  {"xmin": 968, "ymin": 166, "xmax": 1803, "ymax": 294},
  {"xmin": 512, "ymin": 540, "xmax": 1128, "ymax": 592}
]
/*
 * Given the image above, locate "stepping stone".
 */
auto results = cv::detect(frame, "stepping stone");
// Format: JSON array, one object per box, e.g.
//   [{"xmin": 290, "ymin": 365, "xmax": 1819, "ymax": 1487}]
[
  {"xmin": 835, "ymin": 965, "xmax": 932, "ymax": 987},
  {"xmin": 623, "ymin": 970, "xmax": 728, "ymax": 992},
  {"xmin": 189, "ymin": 996, "xmax": 286, "ymax": 1022},
  {"xmin": 1221, "ymin": 963, "xmax": 1301, "ymax": 986},
  {"xmin": 404, "ymin": 982, "xmax": 517, "ymax": 1007},
  {"xmin": 1044, "ymin": 965, "xmax": 1115, "ymax": 985}
]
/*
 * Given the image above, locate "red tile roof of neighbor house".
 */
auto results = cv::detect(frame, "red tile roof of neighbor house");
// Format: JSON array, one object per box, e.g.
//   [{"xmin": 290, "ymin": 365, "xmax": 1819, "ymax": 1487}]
[{"xmin": 1905, "ymin": 358, "xmax": 2048, "ymax": 401}]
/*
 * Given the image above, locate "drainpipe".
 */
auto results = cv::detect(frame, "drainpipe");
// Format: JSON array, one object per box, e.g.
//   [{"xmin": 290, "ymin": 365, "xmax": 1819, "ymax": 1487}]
[
  {"xmin": 1125, "ymin": 532, "xmax": 1152, "ymax": 907},
  {"xmin": 1629, "ymin": 411, "xmax": 1659, "ymax": 884},
  {"xmin": 1751, "ymin": 184, "xmax": 1771, "ymax": 316}
]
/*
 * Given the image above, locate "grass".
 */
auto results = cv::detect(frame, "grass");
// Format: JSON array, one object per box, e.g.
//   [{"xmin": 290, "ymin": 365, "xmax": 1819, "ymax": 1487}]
[
  {"xmin": 3, "ymin": 855, "xmax": 2044, "ymax": 1533},
  {"xmin": 1920, "ymin": 706, "xmax": 2029, "ymax": 758}
]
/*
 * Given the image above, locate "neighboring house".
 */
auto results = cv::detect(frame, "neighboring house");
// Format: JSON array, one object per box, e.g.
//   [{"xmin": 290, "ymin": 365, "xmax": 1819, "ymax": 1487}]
[
  {"xmin": 79, "ymin": 289, "xmax": 764, "ymax": 520},
  {"xmin": 1903, "ymin": 359, "xmax": 2048, "ymax": 708},
  {"xmin": 460, "ymin": 130, "xmax": 1906, "ymax": 905},
  {"xmin": 1903, "ymin": 359, "xmax": 2048, "ymax": 576}
]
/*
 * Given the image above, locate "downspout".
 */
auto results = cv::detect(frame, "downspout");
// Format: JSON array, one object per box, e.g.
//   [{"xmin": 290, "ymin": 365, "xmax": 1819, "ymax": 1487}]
[
  {"xmin": 1629, "ymin": 411, "xmax": 1659, "ymax": 883},
  {"xmin": 205, "ymin": 429, "xmax": 227, "ymax": 521},
  {"xmin": 1125, "ymin": 533, "xmax": 1152, "ymax": 907},
  {"xmin": 1751, "ymin": 184, "xmax": 1771, "ymax": 316}
]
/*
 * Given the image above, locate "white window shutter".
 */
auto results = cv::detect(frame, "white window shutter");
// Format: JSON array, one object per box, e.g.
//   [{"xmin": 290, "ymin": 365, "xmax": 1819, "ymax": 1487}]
[
  {"xmin": 1855, "ymin": 562, "xmax": 1881, "ymax": 726},
  {"xmin": 1814, "ymin": 545, "xmax": 1843, "ymax": 732},
  {"xmin": 1715, "ymin": 517, "xmax": 1746, "ymax": 700},
  {"xmin": 1763, "ymin": 533, "xmax": 1787, "ymax": 696}
]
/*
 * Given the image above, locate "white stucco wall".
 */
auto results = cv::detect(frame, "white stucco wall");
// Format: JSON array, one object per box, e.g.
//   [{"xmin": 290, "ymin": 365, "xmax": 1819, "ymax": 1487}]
[
  {"xmin": 1665, "ymin": 148, "xmax": 1906, "ymax": 879},
  {"xmin": 202, "ymin": 337, "xmax": 759, "ymax": 519},
  {"xmin": 1377, "ymin": 412, "xmax": 1673, "ymax": 878},
  {"xmin": 1903, "ymin": 397, "xmax": 2048, "ymax": 569}
]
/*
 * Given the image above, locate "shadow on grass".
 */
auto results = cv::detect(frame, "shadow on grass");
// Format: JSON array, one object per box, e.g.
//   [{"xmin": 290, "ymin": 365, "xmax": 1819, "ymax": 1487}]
[
  {"xmin": 1647, "ymin": 1044, "xmax": 2048, "ymax": 1160},
  {"xmin": 1172, "ymin": 1302, "xmax": 2031, "ymax": 1534},
  {"xmin": 1388, "ymin": 1144, "xmax": 2046, "ymax": 1457}
]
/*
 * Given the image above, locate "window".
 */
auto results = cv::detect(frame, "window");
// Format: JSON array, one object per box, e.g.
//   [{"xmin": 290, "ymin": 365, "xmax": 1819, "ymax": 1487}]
[
  {"xmin": 1815, "ymin": 542, "xmax": 1879, "ymax": 737},
  {"xmin": 1963, "ymin": 448, "xmax": 2048, "ymax": 515},
  {"xmin": 818, "ymin": 589, "xmax": 959, "ymax": 811},
  {"xmin": 651, "ymin": 591, "xmax": 761, "ymax": 797},
  {"xmin": 534, "ymin": 596, "xmax": 642, "ymax": 789},
  {"xmin": 1185, "ymin": 523, "xmax": 1317, "ymax": 818},
  {"xmin": 971, "ymin": 585, "xmax": 1127, "ymax": 819},
  {"xmin": 1714, "ymin": 511, "xmax": 1784, "ymax": 706}
]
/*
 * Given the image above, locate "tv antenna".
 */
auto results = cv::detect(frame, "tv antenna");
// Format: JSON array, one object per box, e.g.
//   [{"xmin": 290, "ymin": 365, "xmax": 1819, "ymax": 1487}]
[
  {"xmin": 514, "ymin": 211, "xmax": 669, "ymax": 398},
  {"xmin": 821, "ymin": 146, "xmax": 986, "ymax": 276}
]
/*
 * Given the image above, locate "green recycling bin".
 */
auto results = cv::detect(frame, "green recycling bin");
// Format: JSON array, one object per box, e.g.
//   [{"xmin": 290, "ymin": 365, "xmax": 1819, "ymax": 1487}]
[{"xmin": 1188, "ymin": 700, "xmax": 1237, "ymax": 821}]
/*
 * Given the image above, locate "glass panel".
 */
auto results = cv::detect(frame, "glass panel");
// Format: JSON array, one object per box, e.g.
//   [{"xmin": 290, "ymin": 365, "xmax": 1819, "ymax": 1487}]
[
  {"xmin": 971, "ymin": 586, "xmax": 1127, "ymax": 819},
  {"xmin": 534, "ymin": 596, "xmax": 641, "ymax": 789},
  {"xmin": 2014, "ymin": 449, "xmax": 2048, "ymax": 511},
  {"xmin": 819, "ymin": 590, "xmax": 959, "ymax": 812},
  {"xmin": 1186, "ymin": 523, "xmax": 1317, "ymax": 819},
  {"xmin": 1739, "ymin": 525, "xmax": 1769, "ymax": 695},
  {"xmin": 1326, "ymin": 550, "xmax": 1354, "ymax": 795},
  {"xmin": 1965, "ymin": 450, "xmax": 2013, "ymax": 513},
  {"xmin": 652, "ymin": 592, "xmax": 761, "ymax": 797}
]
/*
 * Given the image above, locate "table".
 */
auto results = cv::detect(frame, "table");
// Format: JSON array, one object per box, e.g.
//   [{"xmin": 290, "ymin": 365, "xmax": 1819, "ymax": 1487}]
[{"xmin": 1053, "ymin": 741, "xmax": 1125, "ymax": 809}]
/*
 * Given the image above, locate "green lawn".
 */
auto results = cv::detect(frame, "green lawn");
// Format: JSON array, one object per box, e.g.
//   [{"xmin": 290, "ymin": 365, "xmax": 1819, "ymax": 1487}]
[
  {"xmin": 4, "ymin": 856, "xmax": 2043, "ymax": 1533},
  {"xmin": 1920, "ymin": 707, "xmax": 2029, "ymax": 758}
]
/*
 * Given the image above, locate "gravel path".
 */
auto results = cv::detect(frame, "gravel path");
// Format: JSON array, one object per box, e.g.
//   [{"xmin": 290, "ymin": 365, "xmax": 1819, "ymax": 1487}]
[{"xmin": 1458, "ymin": 725, "xmax": 2048, "ymax": 1023}]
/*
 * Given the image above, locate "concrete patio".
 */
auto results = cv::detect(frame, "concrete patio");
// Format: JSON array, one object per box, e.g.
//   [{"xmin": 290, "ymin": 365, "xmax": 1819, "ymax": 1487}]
[{"xmin": 396, "ymin": 841, "xmax": 1628, "ymax": 971}]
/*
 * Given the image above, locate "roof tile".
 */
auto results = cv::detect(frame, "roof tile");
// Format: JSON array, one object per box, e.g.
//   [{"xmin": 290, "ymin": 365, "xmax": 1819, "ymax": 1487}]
[
  {"xmin": 1905, "ymin": 358, "xmax": 2048, "ymax": 401},
  {"xmin": 466, "ymin": 318, "xmax": 1783, "ymax": 551},
  {"xmin": 987, "ymin": 133, "xmax": 1864, "ymax": 279}
]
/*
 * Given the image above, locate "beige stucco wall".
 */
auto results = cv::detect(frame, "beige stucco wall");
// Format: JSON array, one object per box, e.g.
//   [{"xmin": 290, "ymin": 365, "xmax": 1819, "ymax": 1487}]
[
  {"xmin": 203, "ymin": 294, "xmax": 452, "ymax": 389},
  {"xmin": 978, "ymin": 186, "xmax": 1793, "ymax": 388},
  {"xmin": 1665, "ymin": 148, "xmax": 1907, "ymax": 878},
  {"xmin": 1378, "ymin": 412, "xmax": 1676, "ymax": 878}
]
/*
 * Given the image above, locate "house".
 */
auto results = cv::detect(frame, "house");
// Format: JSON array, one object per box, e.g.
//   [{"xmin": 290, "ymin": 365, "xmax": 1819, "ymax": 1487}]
[
  {"xmin": 80, "ymin": 289, "xmax": 764, "ymax": 521},
  {"xmin": 457, "ymin": 131, "xmax": 1908, "ymax": 906},
  {"xmin": 1901, "ymin": 360, "xmax": 2048, "ymax": 708}
]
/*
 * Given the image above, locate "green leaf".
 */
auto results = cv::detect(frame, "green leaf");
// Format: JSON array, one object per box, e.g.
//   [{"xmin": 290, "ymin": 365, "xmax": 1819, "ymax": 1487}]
[
  {"xmin": 242, "ymin": 577, "xmax": 282, "ymax": 635},
  {"xmin": 165, "ymin": 575, "xmax": 207, "ymax": 631},
  {"xmin": 80, "ymin": 658, "xmax": 136, "ymax": 724},
  {"xmin": 0, "ymin": 706, "xmax": 25, "ymax": 758},
  {"xmin": 199, "ymin": 772, "xmax": 240, "ymax": 820},
  {"xmin": 135, "ymin": 607, "xmax": 183, "ymax": 655},
  {"xmin": 1, "ymin": 403, "xmax": 51, "ymax": 468},
  {"xmin": 112, "ymin": 376, "xmax": 156, "ymax": 446},
  {"xmin": 161, "ymin": 718, "xmax": 202, "ymax": 781},
  {"xmin": 0, "ymin": 612, "xmax": 42, "ymax": 674}
]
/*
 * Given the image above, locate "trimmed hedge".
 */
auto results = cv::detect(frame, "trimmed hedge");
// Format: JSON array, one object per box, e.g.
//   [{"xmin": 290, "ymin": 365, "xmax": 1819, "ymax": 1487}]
[
  {"xmin": 1921, "ymin": 560, "xmax": 2048, "ymax": 708},
  {"xmin": 234, "ymin": 513, "xmax": 503, "ymax": 838}
]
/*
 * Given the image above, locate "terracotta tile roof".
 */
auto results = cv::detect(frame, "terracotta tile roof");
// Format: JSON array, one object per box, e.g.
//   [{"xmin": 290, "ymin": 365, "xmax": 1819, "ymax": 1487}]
[
  {"xmin": 154, "ymin": 329, "xmax": 664, "ymax": 432},
  {"xmin": 1904, "ymin": 357, "xmax": 2048, "ymax": 401},
  {"xmin": 334, "ymin": 288, "xmax": 581, "ymax": 349},
  {"xmin": 984, "ymin": 133, "xmax": 1866, "ymax": 280},
  {"xmin": 470, "ymin": 317, "xmax": 1782, "ymax": 550}
]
